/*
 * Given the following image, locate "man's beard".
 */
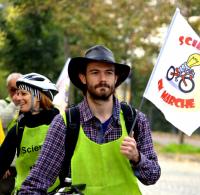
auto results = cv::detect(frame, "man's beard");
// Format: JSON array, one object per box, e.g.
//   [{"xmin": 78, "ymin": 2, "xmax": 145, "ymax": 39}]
[{"xmin": 87, "ymin": 82, "xmax": 115, "ymax": 101}]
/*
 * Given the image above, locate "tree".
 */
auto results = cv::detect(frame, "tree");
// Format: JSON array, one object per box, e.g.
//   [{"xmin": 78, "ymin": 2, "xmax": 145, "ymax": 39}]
[
  {"xmin": 0, "ymin": 0, "xmax": 64, "ymax": 81},
  {"xmin": 50, "ymin": 0, "xmax": 175, "ymax": 105}
]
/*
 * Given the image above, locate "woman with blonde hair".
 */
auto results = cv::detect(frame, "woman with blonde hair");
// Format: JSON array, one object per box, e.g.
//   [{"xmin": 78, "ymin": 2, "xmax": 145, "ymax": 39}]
[{"xmin": 0, "ymin": 73, "xmax": 60, "ymax": 194}]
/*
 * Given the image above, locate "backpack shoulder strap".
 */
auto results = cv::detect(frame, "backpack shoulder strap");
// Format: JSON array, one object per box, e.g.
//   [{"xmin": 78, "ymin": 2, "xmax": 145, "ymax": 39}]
[
  {"xmin": 120, "ymin": 102, "xmax": 138, "ymax": 135},
  {"xmin": 59, "ymin": 105, "xmax": 80, "ymax": 184}
]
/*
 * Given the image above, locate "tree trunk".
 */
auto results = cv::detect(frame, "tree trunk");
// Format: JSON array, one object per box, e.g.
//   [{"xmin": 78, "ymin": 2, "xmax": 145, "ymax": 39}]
[{"xmin": 179, "ymin": 131, "xmax": 185, "ymax": 144}]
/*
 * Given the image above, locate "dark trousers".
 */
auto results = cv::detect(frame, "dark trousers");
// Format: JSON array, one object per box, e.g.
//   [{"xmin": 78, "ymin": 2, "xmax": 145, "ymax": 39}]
[{"xmin": 0, "ymin": 167, "xmax": 16, "ymax": 195}]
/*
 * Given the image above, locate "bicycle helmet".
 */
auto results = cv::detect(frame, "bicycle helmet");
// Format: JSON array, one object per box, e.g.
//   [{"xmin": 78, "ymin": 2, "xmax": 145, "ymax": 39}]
[{"xmin": 16, "ymin": 73, "xmax": 58, "ymax": 101}]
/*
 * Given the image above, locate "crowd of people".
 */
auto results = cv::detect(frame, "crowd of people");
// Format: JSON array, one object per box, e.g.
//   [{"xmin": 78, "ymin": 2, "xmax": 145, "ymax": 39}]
[{"xmin": 0, "ymin": 45, "xmax": 161, "ymax": 195}]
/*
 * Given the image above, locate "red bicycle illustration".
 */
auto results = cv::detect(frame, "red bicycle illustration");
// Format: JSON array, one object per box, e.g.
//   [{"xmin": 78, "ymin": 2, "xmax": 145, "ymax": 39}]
[{"xmin": 166, "ymin": 65, "xmax": 195, "ymax": 93}]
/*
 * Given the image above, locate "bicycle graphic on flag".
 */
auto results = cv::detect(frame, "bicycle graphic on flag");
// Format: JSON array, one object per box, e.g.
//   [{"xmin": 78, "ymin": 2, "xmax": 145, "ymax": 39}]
[{"xmin": 166, "ymin": 53, "xmax": 200, "ymax": 93}]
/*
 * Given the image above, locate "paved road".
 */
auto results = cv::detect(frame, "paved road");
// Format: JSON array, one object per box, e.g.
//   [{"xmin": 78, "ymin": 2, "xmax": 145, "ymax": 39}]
[{"xmin": 139, "ymin": 155, "xmax": 200, "ymax": 195}]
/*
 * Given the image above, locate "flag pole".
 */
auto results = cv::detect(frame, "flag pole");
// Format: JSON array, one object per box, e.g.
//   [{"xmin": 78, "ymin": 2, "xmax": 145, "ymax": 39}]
[{"xmin": 129, "ymin": 96, "xmax": 146, "ymax": 136}]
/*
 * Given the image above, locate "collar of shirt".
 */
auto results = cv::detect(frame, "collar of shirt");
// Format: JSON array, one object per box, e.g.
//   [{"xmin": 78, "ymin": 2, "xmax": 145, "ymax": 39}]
[{"xmin": 78, "ymin": 96, "xmax": 121, "ymax": 125}]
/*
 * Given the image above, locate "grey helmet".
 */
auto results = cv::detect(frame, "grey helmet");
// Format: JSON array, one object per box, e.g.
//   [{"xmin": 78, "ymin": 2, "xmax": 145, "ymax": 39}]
[{"xmin": 16, "ymin": 73, "xmax": 58, "ymax": 101}]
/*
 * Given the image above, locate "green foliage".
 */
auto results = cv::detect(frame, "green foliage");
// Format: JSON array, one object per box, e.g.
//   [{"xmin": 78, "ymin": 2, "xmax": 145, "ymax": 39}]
[
  {"xmin": 0, "ymin": 70, "xmax": 9, "ymax": 99},
  {"xmin": 0, "ymin": 0, "xmax": 65, "ymax": 80},
  {"xmin": 161, "ymin": 143, "xmax": 200, "ymax": 154}
]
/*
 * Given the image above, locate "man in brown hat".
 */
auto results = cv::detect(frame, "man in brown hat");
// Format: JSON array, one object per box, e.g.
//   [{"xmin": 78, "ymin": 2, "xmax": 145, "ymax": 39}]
[{"xmin": 19, "ymin": 45, "xmax": 160, "ymax": 195}]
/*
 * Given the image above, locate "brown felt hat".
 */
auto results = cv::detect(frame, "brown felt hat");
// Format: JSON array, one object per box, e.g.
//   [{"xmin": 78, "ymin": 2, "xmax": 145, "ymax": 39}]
[{"xmin": 68, "ymin": 45, "xmax": 130, "ymax": 90}]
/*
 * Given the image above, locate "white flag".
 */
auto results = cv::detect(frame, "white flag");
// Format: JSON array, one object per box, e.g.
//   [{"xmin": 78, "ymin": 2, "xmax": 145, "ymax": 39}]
[
  {"xmin": 53, "ymin": 58, "xmax": 70, "ymax": 111},
  {"xmin": 143, "ymin": 8, "xmax": 200, "ymax": 136}
]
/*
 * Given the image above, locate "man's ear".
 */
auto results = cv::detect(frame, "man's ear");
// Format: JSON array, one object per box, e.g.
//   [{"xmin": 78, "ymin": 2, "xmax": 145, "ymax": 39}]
[{"xmin": 79, "ymin": 73, "xmax": 86, "ymax": 84}]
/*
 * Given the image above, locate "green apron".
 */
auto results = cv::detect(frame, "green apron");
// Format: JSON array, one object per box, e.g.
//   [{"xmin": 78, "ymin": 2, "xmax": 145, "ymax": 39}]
[
  {"xmin": 71, "ymin": 110, "xmax": 141, "ymax": 195},
  {"xmin": 15, "ymin": 124, "xmax": 59, "ymax": 192}
]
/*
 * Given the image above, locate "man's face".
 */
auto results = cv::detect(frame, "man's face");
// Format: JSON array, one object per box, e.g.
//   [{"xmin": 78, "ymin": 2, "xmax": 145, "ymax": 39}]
[
  {"xmin": 7, "ymin": 78, "xmax": 19, "ymax": 105},
  {"xmin": 79, "ymin": 62, "xmax": 118, "ymax": 100}
]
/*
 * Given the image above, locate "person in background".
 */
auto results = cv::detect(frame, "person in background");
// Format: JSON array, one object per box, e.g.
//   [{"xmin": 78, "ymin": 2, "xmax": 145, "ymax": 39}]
[
  {"xmin": 0, "ymin": 73, "xmax": 60, "ymax": 194},
  {"xmin": 0, "ymin": 72, "xmax": 22, "ymax": 195},
  {"xmin": 19, "ymin": 45, "xmax": 161, "ymax": 195},
  {"xmin": 0, "ymin": 73, "xmax": 22, "ymax": 132}
]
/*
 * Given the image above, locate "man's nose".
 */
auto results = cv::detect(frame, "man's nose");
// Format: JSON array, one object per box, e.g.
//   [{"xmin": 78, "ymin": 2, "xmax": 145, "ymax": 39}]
[{"xmin": 99, "ymin": 72, "xmax": 106, "ymax": 81}]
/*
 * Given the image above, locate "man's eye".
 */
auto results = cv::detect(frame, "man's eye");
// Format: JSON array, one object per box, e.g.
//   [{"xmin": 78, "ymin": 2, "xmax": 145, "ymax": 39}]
[
  {"xmin": 107, "ymin": 71, "xmax": 114, "ymax": 75},
  {"xmin": 91, "ymin": 71, "xmax": 98, "ymax": 74}
]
